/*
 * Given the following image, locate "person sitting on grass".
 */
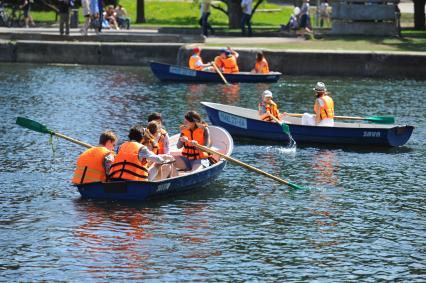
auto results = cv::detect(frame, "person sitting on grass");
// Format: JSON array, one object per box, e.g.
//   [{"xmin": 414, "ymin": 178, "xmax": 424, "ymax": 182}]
[
  {"xmin": 104, "ymin": 5, "xmax": 119, "ymax": 30},
  {"xmin": 258, "ymin": 90, "xmax": 285, "ymax": 122},
  {"xmin": 72, "ymin": 130, "xmax": 118, "ymax": 184},
  {"xmin": 251, "ymin": 51, "xmax": 270, "ymax": 74},
  {"xmin": 115, "ymin": 4, "xmax": 130, "ymax": 29},
  {"xmin": 189, "ymin": 47, "xmax": 213, "ymax": 71}
]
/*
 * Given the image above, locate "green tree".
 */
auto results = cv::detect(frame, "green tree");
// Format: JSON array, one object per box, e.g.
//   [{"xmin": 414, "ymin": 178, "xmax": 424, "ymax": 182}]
[{"xmin": 211, "ymin": 0, "xmax": 265, "ymax": 28}]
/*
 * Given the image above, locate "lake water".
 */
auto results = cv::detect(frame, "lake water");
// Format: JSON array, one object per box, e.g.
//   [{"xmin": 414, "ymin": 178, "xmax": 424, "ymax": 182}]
[{"xmin": 1, "ymin": 63, "xmax": 425, "ymax": 281}]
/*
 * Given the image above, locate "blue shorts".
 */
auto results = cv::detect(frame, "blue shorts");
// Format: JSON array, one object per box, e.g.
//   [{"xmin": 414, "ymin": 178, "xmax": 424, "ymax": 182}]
[{"xmin": 180, "ymin": 156, "xmax": 210, "ymax": 171}]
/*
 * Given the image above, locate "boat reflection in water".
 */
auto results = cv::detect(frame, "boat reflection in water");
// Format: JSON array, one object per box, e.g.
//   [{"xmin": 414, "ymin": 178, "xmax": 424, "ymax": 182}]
[{"xmin": 312, "ymin": 149, "xmax": 339, "ymax": 186}]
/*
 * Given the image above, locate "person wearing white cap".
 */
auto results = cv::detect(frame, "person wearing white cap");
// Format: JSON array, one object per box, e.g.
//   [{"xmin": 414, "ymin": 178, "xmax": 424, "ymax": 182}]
[
  {"xmin": 258, "ymin": 90, "xmax": 284, "ymax": 122},
  {"xmin": 301, "ymin": 82, "xmax": 334, "ymax": 126}
]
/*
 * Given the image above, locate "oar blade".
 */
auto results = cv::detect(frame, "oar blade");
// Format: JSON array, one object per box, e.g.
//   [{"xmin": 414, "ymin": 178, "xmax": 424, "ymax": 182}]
[
  {"xmin": 287, "ymin": 181, "xmax": 306, "ymax": 190},
  {"xmin": 366, "ymin": 116, "xmax": 395, "ymax": 124},
  {"xmin": 16, "ymin": 117, "xmax": 52, "ymax": 134},
  {"xmin": 281, "ymin": 123, "xmax": 290, "ymax": 135}
]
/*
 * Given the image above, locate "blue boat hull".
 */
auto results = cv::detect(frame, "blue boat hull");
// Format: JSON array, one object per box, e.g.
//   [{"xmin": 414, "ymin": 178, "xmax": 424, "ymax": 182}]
[
  {"xmin": 77, "ymin": 161, "xmax": 227, "ymax": 201},
  {"xmin": 150, "ymin": 62, "xmax": 282, "ymax": 83},
  {"xmin": 202, "ymin": 103, "xmax": 414, "ymax": 147}
]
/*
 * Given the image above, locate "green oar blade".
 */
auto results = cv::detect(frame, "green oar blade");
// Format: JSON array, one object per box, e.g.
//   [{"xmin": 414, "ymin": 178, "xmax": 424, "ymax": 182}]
[
  {"xmin": 281, "ymin": 122, "xmax": 290, "ymax": 135},
  {"xmin": 365, "ymin": 116, "xmax": 395, "ymax": 124},
  {"xmin": 16, "ymin": 117, "xmax": 52, "ymax": 134},
  {"xmin": 287, "ymin": 181, "xmax": 306, "ymax": 190}
]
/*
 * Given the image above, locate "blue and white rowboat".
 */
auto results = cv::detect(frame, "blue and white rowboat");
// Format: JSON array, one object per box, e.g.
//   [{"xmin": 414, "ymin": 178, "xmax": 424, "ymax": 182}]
[
  {"xmin": 201, "ymin": 102, "xmax": 414, "ymax": 147},
  {"xmin": 75, "ymin": 126, "xmax": 234, "ymax": 201}
]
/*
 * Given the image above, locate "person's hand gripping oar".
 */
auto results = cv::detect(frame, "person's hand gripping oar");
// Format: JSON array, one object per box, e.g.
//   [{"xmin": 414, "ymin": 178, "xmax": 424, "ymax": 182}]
[{"xmin": 268, "ymin": 112, "xmax": 291, "ymax": 135}]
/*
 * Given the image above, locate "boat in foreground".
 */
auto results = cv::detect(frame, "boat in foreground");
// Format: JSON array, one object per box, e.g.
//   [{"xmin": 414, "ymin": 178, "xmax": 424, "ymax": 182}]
[
  {"xmin": 150, "ymin": 61, "xmax": 282, "ymax": 83},
  {"xmin": 76, "ymin": 126, "xmax": 234, "ymax": 201},
  {"xmin": 202, "ymin": 102, "xmax": 414, "ymax": 147}
]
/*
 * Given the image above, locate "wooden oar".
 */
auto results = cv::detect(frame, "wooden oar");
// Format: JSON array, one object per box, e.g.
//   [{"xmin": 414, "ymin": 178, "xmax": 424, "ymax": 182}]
[
  {"xmin": 16, "ymin": 117, "xmax": 93, "ymax": 148},
  {"xmin": 211, "ymin": 61, "xmax": 231, "ymax": 85},
  {"xmin": 268, "ymin": 113, "xmax": 290, "ymax": 135},
  {"xmin": 192, "ymin": 143, "xmax": 306, "ymax": 189},
  {"xmin": 285, "ymin": 113, "xmax": 395, "ymax": 124}
]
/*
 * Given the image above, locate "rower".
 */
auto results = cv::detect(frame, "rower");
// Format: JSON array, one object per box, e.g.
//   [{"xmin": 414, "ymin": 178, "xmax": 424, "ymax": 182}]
[
  {"xmin": 188, "ymin": 47, "xmax": 213, "ymax": 71},
  {"xmin": 148, "ymin": 112, "xmax": 170, "ymax": 154},
  {"xmin": 302, "ymin": 82, "xmax": 334, "ymax": 126},
  {"xmin": 217, "ymin": 47, "xmax": 239, "ymax": 74},
  {"xmin": 258, "ymin": 90, "xmax": 284, "ymax": 122},
  {"xmin": 109, "ymin": 124, "xmax": 175, "ymax": 181},
  {"xmin": 72, "ymin": 130, "xmax": 117, "ymax": 184},
  {"xmin": 251, "ymin": 51, "xmax": 270, "ymax": 74},
  {"xmin": 176, "ymin": 111, "xmax": 211, "ymax": 172}
]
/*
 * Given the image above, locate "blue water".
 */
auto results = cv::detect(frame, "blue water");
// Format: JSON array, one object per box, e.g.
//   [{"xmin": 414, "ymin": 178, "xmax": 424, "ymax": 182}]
[{"xmin": 1, "ymin": 63, "xmax": 425, "ymax": 281}]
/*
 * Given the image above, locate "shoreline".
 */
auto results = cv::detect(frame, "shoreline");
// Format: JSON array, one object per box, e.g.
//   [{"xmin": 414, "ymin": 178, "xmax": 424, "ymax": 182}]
[{"xmin": 1, "ymin": 40, "xmax": 425, "ymax": 79}]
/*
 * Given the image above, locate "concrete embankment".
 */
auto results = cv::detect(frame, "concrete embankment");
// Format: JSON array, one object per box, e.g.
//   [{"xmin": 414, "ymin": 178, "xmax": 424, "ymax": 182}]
[
  {"xmin": 0, "ymin": 40, "xmax": 181, "ymax": 65},
  {"xmin": 178, "ymin": 45, "xmax": 426, "ymax": 79}
]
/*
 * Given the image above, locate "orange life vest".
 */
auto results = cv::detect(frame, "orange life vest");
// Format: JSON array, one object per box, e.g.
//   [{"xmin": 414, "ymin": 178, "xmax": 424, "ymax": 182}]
[
  {"xmin": 181, "ymin": 127, "xmax": 209, "ymax": 160},
  {"xmin": 214, "ymin": 56, "xmax": 223, "ymax": 69},
  {"xmin": 221, "ymin": 56, "xmax": 239, "ymax": 74},
  {"xmin": 255, "ymin": 58, "xmax": 269, "ymax": 74},
  {"xmin": 189, "ymin": 54, "xmax": 203, "ymax": 71},
  {"xmin": 259, "ymin": 101, "xmax": 280, "ymax": 122},
  {"xmin": 108, "ymin": 141, "xmax": 149, "ymax": 181},
  {"xmin": 72, "ymin": 146, "xmax": 112, "ymax": 184},
  {"xmin": 318, "ymin": 95, "xmax": 334, "ymax": 120},
  {"xmin": 157, "ymin": 129, "xmax": 167, "ymax": 154}
]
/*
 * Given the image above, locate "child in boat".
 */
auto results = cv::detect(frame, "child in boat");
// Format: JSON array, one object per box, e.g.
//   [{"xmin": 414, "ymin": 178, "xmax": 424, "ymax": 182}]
[
  {"xmin": 258, "ymin": 90, "xmax": 285, "ymax": 122},
  {"xmin": 147, "ymin": 112, "xmax": 170, "ymax": 154},
  {"xmin": 72, "ymin": 130, "xmax": 118, "ymax": 184},
  {"xmin": 189, "ymin": 47, "xmax": 214, "ymax": 71},
  {"xmin": 109, "ymin": 124, "xmax": 175, "ymax": 181},
  {"xmin": 215, "ymin": 47, "xmax": 239, "ymax": 74},
  {"xmin": 176, "ymin": 111, "xmax": 211, "ymax": 172},
  {"xmin": 302, "ymin": 82, "xmax": 335, "ymax": 126},
  {"xmin": 251, "ymin": 51, "xmax": 270, "ymax": 74}
]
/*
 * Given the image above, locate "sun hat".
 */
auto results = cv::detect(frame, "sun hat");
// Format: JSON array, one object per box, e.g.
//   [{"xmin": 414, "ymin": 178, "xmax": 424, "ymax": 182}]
[
  {"xmin": 313, "ymin": 82, "xmax": 327, "ymax": 92},
  {"xmin": 263, "ymin": 90, "xmax": 273, "ymax": 98}
]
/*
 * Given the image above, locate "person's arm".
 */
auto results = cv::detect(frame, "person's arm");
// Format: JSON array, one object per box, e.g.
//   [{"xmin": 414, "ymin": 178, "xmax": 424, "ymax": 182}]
[
  {"xmin": 203, "ymin": 127, "xmax": 210, "ymax": 146},
  {"xmin": 139, "ymin": 145, "xmax": 164, "ymax": 164},
  {"xmin": 103, "ymin": 153, "xmax": 114, "ymax": 175},
  {"xmin": 314, "ymin": 99, "xmax": 321, "ymax": 124},
  {"xmin": 177, "ymin": 132, "xmax": 186, "ymax": 149},
  {"xmin": 163, "ymin": 133, "xmax": 170, "ymax": 154}
]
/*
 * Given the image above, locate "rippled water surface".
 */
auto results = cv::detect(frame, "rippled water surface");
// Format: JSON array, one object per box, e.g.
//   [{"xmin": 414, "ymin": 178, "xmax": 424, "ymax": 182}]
[{"xmin": 1, "ymin": 63, "xmax": 425, "ymax": 281}]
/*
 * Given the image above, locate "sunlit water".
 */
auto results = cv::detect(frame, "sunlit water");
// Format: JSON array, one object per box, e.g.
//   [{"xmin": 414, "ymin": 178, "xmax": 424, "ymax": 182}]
[{"xmin": 1, "ymin": 63, "xmax": 425, "ymax": 281}]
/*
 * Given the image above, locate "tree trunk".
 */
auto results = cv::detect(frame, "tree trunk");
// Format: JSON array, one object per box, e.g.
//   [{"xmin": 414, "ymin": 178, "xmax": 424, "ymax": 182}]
[
  {"xmin": 136, "ymin": 0, "xmax": 146, "ymax": 23},
  {"xmin": 228, "ymin": 0, "xmax": 242, "ymax": 29},
  {"xmin": 413, "ymin": 0, "xmax": 426, "ymax": 29}
]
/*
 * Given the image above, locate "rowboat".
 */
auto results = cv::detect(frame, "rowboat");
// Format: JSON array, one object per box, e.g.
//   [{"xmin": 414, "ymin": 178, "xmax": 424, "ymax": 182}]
[
  {"xmin": 201, "ymin": 102, "xmax": 414, "ymax": 147},
  {"xmin": 150, "ymin": 61, "xmax": 282, "ymax": 83},
  {"xmin": 75, "ymin": 126, "xmax": 234, "ymax": 201}
]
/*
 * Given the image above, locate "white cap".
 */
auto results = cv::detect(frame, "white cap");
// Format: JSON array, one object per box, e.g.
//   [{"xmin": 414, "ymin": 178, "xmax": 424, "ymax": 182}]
[
  {"xmin": 293, "ymin": 7, "xmax": 300, "ymax": 16},
  {"xmin": 263, "ymin": 90, "xmax": 273, "ymax": 98},
  {"xmin": 313, "ymin": 82, "xmax": 327, "ymax": 92}
]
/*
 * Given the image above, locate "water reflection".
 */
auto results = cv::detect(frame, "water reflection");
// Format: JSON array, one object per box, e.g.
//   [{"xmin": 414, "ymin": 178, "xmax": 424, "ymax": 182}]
[{"xmin": 312, "ymin": 149, "xmax": 339, "ymax": 186}]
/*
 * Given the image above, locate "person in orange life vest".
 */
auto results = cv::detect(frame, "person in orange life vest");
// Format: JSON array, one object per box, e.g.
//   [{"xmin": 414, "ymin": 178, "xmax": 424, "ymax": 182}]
[
  {"xmin": 109, "ymin": 124, "xmax": 175, "ymax": 181},
  {"xmin": 175, "ymin": 111, "xmax": 211, "ymax": 172},
  {"xmin": 251, "ymin": 51, "xmax": 270, "ymax": 74},
  {"xmin": 258, "ymin": 90, "xmax": 285, "ymax": 122},
  {"xmin": 189, "ymin": 47, "xmax": 213, "ymax": 71},
  {"xmin": 148, "ymin": 112, "xmax": 170, "ymax": 155},
  {"xmin": 217, "ymin": 47, "xmax": 239, "ymax": 74},
  {"xmin": 72, "ymin": 130, "xmax": 118, "ymax": 184},
  {"xmin": 313, "ymin": 82, "xmax": 334, "ymax": 126}
]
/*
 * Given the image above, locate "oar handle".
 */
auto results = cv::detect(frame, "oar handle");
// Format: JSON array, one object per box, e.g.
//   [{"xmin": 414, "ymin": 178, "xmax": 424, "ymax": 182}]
[
  {"xmin": 286, "ymin": 113, "xmax": 363, "ymax": 120},
  {"xmin": 53, "ymin": 132, "xmax": 93, "ymax": 148},
  {"xmin": 192, "ymin": 143, "xmax": 293, "ymax": 186},
  {"xmin": 211, "ymin": 62, "xmax": 230, "ymax": 85}
]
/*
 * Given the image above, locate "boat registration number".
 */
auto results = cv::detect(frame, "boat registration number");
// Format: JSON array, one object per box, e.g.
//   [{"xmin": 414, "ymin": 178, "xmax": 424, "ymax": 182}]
[
  {"xmin": 219, "ymin": 111, "xmax": 247, "ymax": 129},
  {"xmin": 363, "ymin": 131, "xmax": 381, "ymax": 138},
  {"xmin": 156, "ymin": 183, "xmax": 171, "ymax": 193},
  {"xmin": 169, "ymin": 66, "xmax": 196, "ymax": 77}
]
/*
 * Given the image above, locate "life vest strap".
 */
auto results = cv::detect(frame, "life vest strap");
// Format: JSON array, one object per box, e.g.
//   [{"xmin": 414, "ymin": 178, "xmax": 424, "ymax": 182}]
[
  {"xmin": 108, "ymin": 168, "xmax": 148, "ymax": 180},
  {"xmin": 110, "ymin": 161, "xmax": 148, "ymax": 173}
]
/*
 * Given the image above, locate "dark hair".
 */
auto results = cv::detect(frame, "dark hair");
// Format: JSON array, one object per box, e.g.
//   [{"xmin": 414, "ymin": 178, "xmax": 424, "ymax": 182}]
[
  {"xmin": 148, "ymin": 112, "xmax": 162, "ymax": 122},
  {"xmin": 184, "ymin": 110, "xmax": 202, "ymax": 123},
  {"xmin": 147, "ymin": 121, "xmax": 159, "ymax": 135},
  {"xmin": 256, "ymin": 52, "xmax": 264, "ymax": 62},
  {"xmin": 128, "ymin": 124, "xmax": 145, "ymax": 142},
  {"xmin": 99, "ymin": 130, "xmax": 117, "ymax": 145}
]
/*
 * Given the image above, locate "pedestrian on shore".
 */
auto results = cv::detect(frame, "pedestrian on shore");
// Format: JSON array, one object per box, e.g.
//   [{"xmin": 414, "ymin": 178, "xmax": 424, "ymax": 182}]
[
  {"xmin": 89, "ymin": 0, "xmax": 100, "ymax": 32},
  {"xmin": 199, "ymin": 0, "xmax": 214, "ymax": 37},
  {"xmin": 58, "ymin": 0, "xmax": 72, "ymax": 36},
  {"xmin": 115, "ymin": 4, "xmax": 130, "ymax": 29},
  {"xmin": 299, "ymin": 0, "xmax": 312, "ymax": 36},
  {"xmin": 20, "ymin": 0, "xmax": 35, "ymax": 28},
  {"xmin": 80, "ymin": 0, "xmax": 91, "ymax": 35},
  {"xmin": 98, "ymin": 0, "xmax": 104, "ymax": 32},
  {"xmin": 241, "ymin": 0, "xmax": 252, "ymax": 36},
  {"xmin": 318, "ymin": 0, "xmax": 329, "ymax": 28}
]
